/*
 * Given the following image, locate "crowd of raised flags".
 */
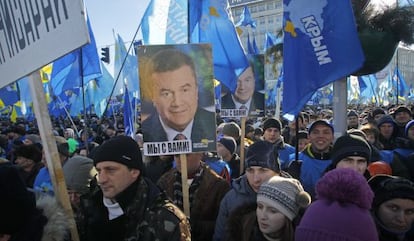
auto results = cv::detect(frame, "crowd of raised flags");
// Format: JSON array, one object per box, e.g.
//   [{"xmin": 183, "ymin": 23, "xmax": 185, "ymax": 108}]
[{"xmin": 0, "ymin": 0, "xmax": 412, "ymax": 128}]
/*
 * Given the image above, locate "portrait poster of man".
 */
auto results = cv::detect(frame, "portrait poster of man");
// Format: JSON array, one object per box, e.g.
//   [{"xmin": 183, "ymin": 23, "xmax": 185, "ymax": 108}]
[
  {"xmin": 138, "ymin": 44, "xmax": 217, "ymax": 156},
  {"xmin": 220, "ymin": 54, "xmax": 265, "ymax": 118}
]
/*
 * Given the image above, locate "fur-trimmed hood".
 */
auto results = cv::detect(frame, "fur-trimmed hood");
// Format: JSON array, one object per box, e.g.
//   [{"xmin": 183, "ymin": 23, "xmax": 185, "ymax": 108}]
[
  {"xmin": 36, "ymin": 195, "xmax": 70, "ymax": 241},
  {"xmin": 8, "ymin": 194, "xmax": 70, "ymax": 241}
]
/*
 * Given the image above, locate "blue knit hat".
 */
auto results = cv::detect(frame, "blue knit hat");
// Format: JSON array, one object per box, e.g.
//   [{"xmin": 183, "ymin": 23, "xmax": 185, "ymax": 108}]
[{"xmin": 405, "ymin": 119, "xmax": 414, "ymax": 137}]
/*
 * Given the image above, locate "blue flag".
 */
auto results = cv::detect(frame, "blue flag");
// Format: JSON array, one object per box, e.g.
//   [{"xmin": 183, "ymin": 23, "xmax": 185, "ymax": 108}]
[
  {"xmin": 123, "ymin": 86, "xmax": 135, "ymax": 138},
  {"xmin": 114, "ymin": 34, "xmax": 139, "ymax": 95},
  {"xmin": 264, "ymin": 32, "xmax": 276, "ymax": 51},
  {"xmin": 282, "ymin": 0, "xmax": 364, "ymax": 120},
  {"xmin": 91, "ymin": 63, "xmax": 115, "ymax": 117},
  {"xmin": 247, "ymin": 33, "xmax": 255, "ymax": 55},
  {"xmin": 141, "ymin": 0, "xmax": 188, "ymax": 44},
  {"xmin": 235, "ymin": 6, "xmax": 256, "ymax": 28},
  {"xmin": 48, "ymin": 92, "xmax": 71, "ymax": 117},
  {"xmin": 69, "ymin": 87, "xmax": 85, "ymax": 116},
  {"xmin": 392, "ymin": 67, "xmax": 408, "ymax": 97},
  {"xmin": 190, "ymin": 0, "xmax": 250, "ymax": 93},
  {"xmin": 358, "ymin": 74, "xmax": 378, "ymax": 104},
  {"xmin": 264, "ymin": 32, "xmax": 282, "ymax": 52},
  {"xmin": 16, "ymin": 77, "xmax": 32, "ymax": 116},
  {"xmin": 252, "ymin": 35, "xmax": 259, "ymax": 54},
  {"xmin": 0, "ymin": 83, "xmax": 19, "ymax": 106},
  {"xmin": 357, "ymin": 75, "xmax": 367, "ymax": 93},
  {"xmin": 50, "ymin": 14, "xmax": 102, "ymax": 97}
]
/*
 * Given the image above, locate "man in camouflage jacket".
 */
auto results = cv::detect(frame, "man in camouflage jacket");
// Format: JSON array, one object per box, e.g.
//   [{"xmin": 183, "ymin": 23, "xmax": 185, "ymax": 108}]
[{"xmin": 77, "ymin": 136, "xmax": 191, "ymax": 241}]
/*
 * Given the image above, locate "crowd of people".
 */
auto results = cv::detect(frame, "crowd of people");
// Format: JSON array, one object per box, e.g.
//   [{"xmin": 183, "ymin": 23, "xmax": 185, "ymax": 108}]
[{"xmin": 1, "ymin": 102, "xmax": 414, "ymax": 241}]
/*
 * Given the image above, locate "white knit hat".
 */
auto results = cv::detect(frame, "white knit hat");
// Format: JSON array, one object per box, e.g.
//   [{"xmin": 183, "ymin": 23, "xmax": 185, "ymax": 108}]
[{"xmin": 257, "ymin": 176, "xmax": 311, "ymax": 221}]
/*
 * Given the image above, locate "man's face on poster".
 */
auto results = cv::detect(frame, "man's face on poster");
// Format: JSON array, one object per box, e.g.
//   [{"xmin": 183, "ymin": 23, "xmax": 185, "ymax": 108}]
[
  {"xmin": 152, "ymin": 65, "xmax": 198, "ymax": 132},
  {"xmin": 234, "ymin": 66, "xmax": 255, "ymax": 104}
]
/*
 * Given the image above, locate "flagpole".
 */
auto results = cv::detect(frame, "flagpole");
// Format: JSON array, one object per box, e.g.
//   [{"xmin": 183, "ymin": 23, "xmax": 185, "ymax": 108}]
[
  {"xmin": 396, "ymin": 47, "xmax": 400, "ymax": 105},
  {"xmin": 79, "ymin": 48, "xmax": 90, "ymax": 155},
  {"xmin": 275, "ymin": 83, "xmax": 282, "ymax": 118},
  {"xmin": 56, "ymin": 95, "xmax": 80, "ymax": 137},
  {"xmin": 333, "ymin": 78, "xmax": 347, "ymax": 138}
]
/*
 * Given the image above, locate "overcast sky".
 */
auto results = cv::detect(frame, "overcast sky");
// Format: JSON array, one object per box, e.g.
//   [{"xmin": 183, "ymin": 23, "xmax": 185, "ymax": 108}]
[{"xmin": 84, "ymin": 0, "xmax": 150, "ymax": 48}]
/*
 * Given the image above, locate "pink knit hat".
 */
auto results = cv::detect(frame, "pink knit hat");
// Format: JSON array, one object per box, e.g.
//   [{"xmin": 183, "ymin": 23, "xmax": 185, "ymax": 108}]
[{"xmin": 295, "ymin": 168, "xmax": 379, "ymax": 241}]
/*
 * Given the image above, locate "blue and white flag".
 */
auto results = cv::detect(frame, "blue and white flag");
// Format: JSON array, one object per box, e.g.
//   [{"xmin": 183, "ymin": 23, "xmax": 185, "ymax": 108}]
[
  {"xmin": 141, "ymin": 0, "xmax": 188, "ymax": 44},
  {"xmin": 392, "ymin": 67, "xmax": 408, "ymax": 98},
  {"xmin": 358, "ymin": 74, "xmax": 378, "ymax": 104},
  {"xmin": 114, "ymin": 34, "xmax": 139, "ymax": 95},
  {"xmin": 282, "ymin": 0, "xmax": 364, "ymax": 120},
  {"xmin": 235, "ymin": 6, "xmax": 256, "ymax": 28}
]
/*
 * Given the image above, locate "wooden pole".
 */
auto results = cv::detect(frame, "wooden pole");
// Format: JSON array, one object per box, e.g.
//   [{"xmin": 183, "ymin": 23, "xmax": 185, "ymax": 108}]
[
  {"xmin": 28, "ymin": 71, "xmax": 79, "ymax": 241},
  {"xmin": 179, "ymin": 154, "xmax": 190, "ymax": 216}
]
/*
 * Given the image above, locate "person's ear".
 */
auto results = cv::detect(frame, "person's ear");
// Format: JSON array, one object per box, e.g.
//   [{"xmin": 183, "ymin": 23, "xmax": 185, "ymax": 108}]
[{"xmin": 130, "ymin": 169, "xmax": 140, "ymax": 179}]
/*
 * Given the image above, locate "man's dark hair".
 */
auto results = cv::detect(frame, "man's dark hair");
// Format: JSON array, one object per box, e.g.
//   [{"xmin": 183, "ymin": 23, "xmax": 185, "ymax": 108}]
[{"xmin": 151, "ymin": 48, "xmax": 196, "ymax": 78}]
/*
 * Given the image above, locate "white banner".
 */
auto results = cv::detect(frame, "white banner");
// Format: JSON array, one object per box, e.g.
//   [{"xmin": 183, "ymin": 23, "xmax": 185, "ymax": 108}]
[{"xmin": 0, "ymin": 0, "xmax": 89, "ymax": 87}]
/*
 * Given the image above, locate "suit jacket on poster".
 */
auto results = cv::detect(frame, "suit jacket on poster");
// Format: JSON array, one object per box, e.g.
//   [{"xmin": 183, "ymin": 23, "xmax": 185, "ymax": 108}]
[
  {"xmin": 221, "ymin": 91, "xmax": 264, "ymax": 116},
  {"xmin": 142, "ymin": 108, "xmax": 216, "ymax": 152}
]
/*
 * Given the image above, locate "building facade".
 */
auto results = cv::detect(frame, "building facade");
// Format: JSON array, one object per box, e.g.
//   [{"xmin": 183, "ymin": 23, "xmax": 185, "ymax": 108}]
[{"xmin": 229, "ymin": 0, "xmax": 283, "ymax": 53}]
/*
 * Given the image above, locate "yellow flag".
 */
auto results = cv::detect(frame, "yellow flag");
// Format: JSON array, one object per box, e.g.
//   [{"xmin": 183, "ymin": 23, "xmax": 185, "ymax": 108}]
[
  {"xmin": 40, "ymin": 64, "xmax": 52, "ymax": 83},
  {"xmin": 10, "ymin": 106, "xmax": 17, "ymax": 123}
]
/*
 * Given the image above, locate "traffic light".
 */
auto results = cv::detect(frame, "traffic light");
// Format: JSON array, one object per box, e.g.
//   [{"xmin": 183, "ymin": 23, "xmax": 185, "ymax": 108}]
[{"xmin": 101, "ymin": 47, "xmax": 110, "ymax": 63}]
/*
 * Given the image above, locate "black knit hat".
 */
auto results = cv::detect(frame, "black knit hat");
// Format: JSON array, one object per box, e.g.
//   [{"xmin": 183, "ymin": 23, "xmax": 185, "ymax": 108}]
[
  {"xmin": 93, "ymin": 136, "xmax": 143, "ymax": 171},
  {"xmin": 263, "ymin": 118, "xmax": 282, "ymax": 131},
  {"xmin": 371, "ymin": 108, "xmax": 385, "ymax": 118},
  {"xmin": 368, "ymin": 175, "xmax": 414, "ymax": 209},
  {"xmin": 331, "ymin": 134, "xmax": 371, "ymax": 165},
  {"xmin": 14, "ymin": 144, "xmax": 43, "ymax": 163},
  {"xmin": 297, "ymin": 130, "xmax": 308, "ymax": 140},
  {"xmin": 377, "ymin": 114, "xmax": 396, "ymax": 128},
  {"xmin": 219, "ymin": 136, "xmax": 237, "ymax": 155},
  {"xmin": 245, "ymin": 141, "xmax": 280, "ymax": 172},
  {"xmin": 55, "ymin": 136, "xmax": 70, "ymax": 157},
  {"xmin": 0, "ymin": 162, "xmax": 37, "ymax": 234},
  {"xmin": 246, "ymin": 124, "xmax": 255, "ymax": 134}
]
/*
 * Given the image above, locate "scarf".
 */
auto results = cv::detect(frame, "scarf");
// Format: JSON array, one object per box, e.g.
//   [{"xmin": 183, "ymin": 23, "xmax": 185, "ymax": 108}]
[{"xmin": 172, "ymin": 166, "xmax": 203, "ymax": 210}]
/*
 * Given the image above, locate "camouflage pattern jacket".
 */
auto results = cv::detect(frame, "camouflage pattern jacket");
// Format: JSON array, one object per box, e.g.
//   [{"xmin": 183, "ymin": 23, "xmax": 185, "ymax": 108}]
[
  {"xmin": 77, "ymin": 177, "xmax": 191, "ymax": 241},
  {"xmin": 157, "ymin": 163, "xmax": 230, "ymax": 241}
]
